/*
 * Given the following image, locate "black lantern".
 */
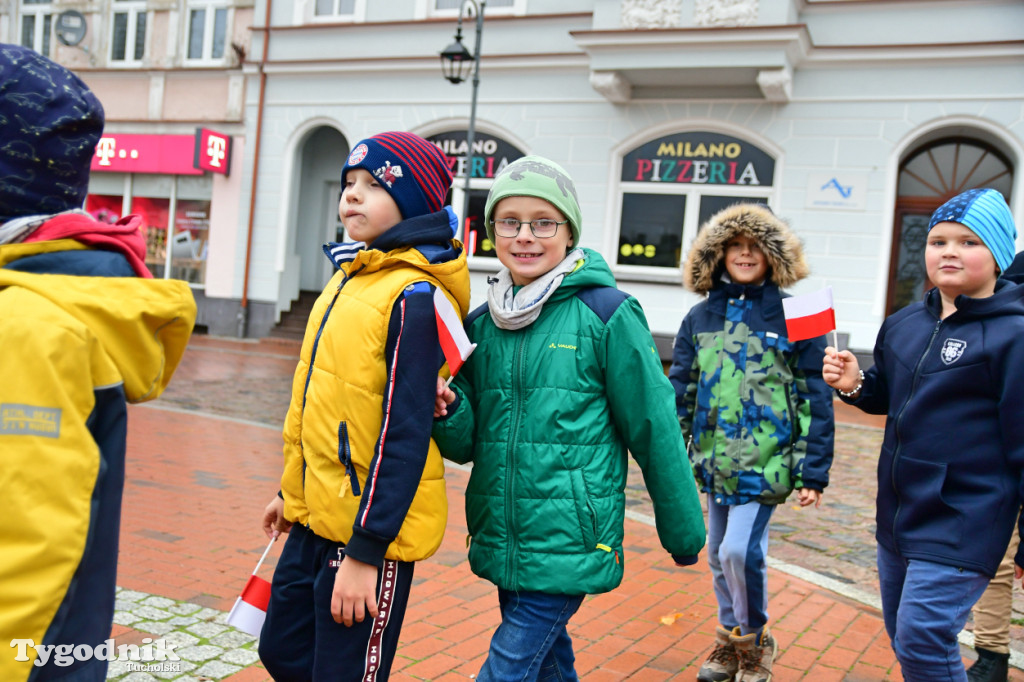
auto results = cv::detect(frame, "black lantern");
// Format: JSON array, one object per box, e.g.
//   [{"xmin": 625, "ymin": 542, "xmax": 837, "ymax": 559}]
[
  {"xmin": 439, "ymin": 1, "xmax": 485, "ymax": 241},
  {"xmin": 440, "ymin": 28, "xmax": 473, "ymax": 85}
]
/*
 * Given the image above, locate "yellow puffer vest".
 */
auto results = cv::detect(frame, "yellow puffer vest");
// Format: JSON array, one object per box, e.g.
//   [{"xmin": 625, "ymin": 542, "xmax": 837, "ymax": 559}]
[{"xmin": 280, "ymin": 245, "xmax": 469, "ymax": 561}]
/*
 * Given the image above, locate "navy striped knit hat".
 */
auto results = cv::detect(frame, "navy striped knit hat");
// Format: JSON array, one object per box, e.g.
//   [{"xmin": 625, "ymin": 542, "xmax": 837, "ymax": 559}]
[
  {"xmin": 928, "ymin": 188, "xmax": 1017, "ymax": 272},
  {"xmin": 341, "ymin": 132, "xmax": 453, "ymax": 220},
  {"xmin": 0, "ymin": 43, "xmax": 104, "ymax": 222}
]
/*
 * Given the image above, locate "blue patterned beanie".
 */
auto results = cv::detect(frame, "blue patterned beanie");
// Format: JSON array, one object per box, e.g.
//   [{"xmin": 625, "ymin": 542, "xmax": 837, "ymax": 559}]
[
  {"xmin": 0, "ymin": 43, "xmax": 105, "ymax": 222},
  {"xmin": 928, "ymin": 188, "xmax": 1016, "ymax": 272}
]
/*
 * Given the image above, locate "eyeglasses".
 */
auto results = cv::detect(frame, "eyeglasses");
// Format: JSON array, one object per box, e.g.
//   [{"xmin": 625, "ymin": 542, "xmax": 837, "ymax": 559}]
[{"xmin": 490, "ymin": 218, "xmax": 568, "ymax": 239}]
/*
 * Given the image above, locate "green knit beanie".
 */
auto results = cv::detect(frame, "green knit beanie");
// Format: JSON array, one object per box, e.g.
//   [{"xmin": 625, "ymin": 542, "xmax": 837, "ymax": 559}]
[{"xmin": 484, "ymin": 155, "xmax": 582, "ymax": 244}]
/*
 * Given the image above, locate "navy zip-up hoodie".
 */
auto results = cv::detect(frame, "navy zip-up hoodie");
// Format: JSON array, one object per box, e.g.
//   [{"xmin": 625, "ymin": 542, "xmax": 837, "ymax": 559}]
[{"xmin": 844, "ymin": 279, "xmax": 1024, "ymax": 577}]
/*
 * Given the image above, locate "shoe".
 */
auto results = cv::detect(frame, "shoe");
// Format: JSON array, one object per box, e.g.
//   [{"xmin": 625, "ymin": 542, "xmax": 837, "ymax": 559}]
[
  {"xmin": 967, "ymin": 646, "xmax": 1009, "ymax": 682},
  {"xmin": 733, "ymin": 628, "xmax": 777, "ymax": 682},
  {"xmin": 697, "ymin": 626, "xmax": 740, "ymax": 682}
]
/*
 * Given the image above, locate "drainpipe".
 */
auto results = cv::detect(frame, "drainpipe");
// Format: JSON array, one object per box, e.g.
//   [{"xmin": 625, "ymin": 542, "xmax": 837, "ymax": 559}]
[{"xmin": 237, "ymin": 0, "xmax": 272, "ymax": 337}]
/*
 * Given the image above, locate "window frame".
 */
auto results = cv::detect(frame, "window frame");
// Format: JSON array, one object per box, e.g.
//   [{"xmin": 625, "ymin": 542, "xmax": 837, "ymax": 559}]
[
  {"xmin": 427, "ymin": 0, "xmax": 522, "ymax": 19},
  {"xmin": 20, "ymin": 0, "xmax": 54, "ymax": 58},
  {"xmin": 612, "ymin": 182, "xmax": 773, "ymax": 280},
  {"xmin": 184, "ymin": 0, "xmax": 232, "ymax": 64},
  {"xmin": 307, "ymin": 0, "xmax": 366, "ymax": 23},
  {"xmin": 109, "ymin": 0, "xmax": 148, "ymax": 67}
]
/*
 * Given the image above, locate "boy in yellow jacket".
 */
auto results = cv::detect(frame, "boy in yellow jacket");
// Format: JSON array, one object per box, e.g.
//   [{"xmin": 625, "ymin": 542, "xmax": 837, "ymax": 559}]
[
  {"xmin": 259, "ymin": 132, "xmax": 470, "ymax": 681},
  {"xmin": 0, "ymin": 44, "xmax": 196, "ymax": 682}
]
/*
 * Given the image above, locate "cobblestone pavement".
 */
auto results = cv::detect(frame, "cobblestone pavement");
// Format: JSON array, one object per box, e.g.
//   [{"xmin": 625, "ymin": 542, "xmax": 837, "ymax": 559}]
[{"xmin": 103, "ymin": 334, "xmax": 1023, "ymax": 680}]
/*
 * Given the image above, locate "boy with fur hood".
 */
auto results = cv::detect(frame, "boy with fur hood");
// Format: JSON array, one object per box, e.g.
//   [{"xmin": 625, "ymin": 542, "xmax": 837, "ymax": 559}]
[{"xmin": 669, "ymin": 203, "xmax": 834, "ymax": 682}]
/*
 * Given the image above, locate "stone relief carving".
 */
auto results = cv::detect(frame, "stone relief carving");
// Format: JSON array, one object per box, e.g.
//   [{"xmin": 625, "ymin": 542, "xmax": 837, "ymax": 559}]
[
  {"xmin": 621, "ymin": 0, "xmax": 682, "ymax": 29},
  {"xmin": 694, "ymin": 0, "xmax": 759, "ymax": 27}
]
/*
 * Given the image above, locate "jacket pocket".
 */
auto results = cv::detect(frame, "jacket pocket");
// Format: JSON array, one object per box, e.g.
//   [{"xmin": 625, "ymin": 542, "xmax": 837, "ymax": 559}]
[
  {"xmin": 569, "ymin": 468, "xmax": 598, "ymax": 551},
  {"xmin": 894, "ymin": 455, "xmax": 964, "ymax": 549},
  {"xmin": 337, "ymin": 421, "xmax": 361, "ymax": 496}
]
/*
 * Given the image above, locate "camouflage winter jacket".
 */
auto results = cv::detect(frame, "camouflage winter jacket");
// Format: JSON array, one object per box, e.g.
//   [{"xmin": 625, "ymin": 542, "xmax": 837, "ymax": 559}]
[{"xmin": 668, "ymin": 204, "xmax": 834, "ymax": 505}]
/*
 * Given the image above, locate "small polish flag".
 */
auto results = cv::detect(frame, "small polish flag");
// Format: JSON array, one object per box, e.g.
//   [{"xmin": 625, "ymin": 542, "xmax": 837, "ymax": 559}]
[
  {"xmin": 434, "ymin": 286, "xmax": 476, "ymax": 382},
  {"xmin": 782, "ymin": 286, "xmax": 836, "ymax": 342},
  {"xmin": 226, "ymin": 536, "xmax": 276, "ymax": 637}
]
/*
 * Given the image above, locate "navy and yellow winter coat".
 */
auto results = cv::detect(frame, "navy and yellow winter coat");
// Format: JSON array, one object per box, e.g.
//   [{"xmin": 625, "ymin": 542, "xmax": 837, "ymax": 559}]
[
  {"xmin": 0, "ymin": 223, "xmax": 196, "ymax": 682},
  {"xmin": 432, "ymin": 249, "xmax": 705, "ymax": 596},
  {"xmin": 669, "ymin": 204, "xmax": 835, "ymax": 506},
  {"xmin": 844, "ymin": 280, "xmax": 1024, "ymax": 577},
  {"xmin": 280, "ymin": 210, "xmax": 470, "ymax": 565}
]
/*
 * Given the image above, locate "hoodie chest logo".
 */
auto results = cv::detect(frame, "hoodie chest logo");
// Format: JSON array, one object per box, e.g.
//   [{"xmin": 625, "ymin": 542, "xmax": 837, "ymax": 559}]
[{"xmin": 940, "ymin": 338, "xmax": 967, "ymax": 365}]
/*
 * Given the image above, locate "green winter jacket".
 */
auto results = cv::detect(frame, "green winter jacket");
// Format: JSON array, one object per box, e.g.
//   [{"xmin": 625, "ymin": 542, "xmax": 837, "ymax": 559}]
[{"xmin": 433, "ymin": 249, "xmax": 705, "ymax": 595}]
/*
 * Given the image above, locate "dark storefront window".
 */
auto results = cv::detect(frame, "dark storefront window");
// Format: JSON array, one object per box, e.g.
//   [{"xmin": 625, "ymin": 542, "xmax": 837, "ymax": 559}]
[{"xmin": 616, "ymin": 131, "xmax": 775, "ymax": 271}]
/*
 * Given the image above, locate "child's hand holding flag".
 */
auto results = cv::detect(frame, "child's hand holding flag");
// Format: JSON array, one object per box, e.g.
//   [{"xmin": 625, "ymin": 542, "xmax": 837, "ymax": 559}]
[
  {"xmin": 226, "ymin": 535, "xmax": 276, "ymax": 637},
  {"xmin": 434, "ymin": 287, "xmax": 476, "ymax": 385}
]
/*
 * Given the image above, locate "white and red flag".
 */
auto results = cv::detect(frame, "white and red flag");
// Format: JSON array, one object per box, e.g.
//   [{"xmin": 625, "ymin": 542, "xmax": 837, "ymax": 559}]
[
  {"xmin": 782, "ymin": 286, "xmax": 836, "ymax": 343},
  {"xmin": 434, "ymin": 287, "xmax": 476, "ymax": 382},
  {"xmin": 226, "ymin": 536, "xmax": 275, "ymax": 637}
]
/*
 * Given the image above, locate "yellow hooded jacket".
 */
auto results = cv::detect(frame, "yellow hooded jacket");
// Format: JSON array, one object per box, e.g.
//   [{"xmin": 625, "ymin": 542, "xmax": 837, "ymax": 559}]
[{"xmin": 0, "ymin": 239, "xmax": 196, "ymax": 680}]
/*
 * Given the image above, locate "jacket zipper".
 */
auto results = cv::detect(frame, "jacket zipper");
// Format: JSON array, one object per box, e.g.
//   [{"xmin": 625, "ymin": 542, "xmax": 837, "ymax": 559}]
[
  {"xmin": 783, "ymin": 384, "xmax": 798, "ymax": 447},
  {"xmin": 300, "ymin": 265, "xmax": 364, "ymax": 500},
  {"xmin": 337, "ymin": 421, "xmax": 360, "ymax": 496},
  {"xmin": 505, "ymin": 332, "xmax": 526, "ymax": 583},
  {"xmin": 890, "ymin": 318, "xmax": 943, "ymax": 551}
]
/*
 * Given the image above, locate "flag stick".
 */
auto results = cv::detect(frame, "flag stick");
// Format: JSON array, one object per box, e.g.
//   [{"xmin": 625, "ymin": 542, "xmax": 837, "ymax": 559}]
[
  {"xmin": 445, "ymin": 374, "xmax": 455, "ymax": 388},
  {"xmin": 832, "ymin": 329, "xmax": 839, "ymax": 350},
  {"xmin": 252, "ymin": 536, "xmax": 277, "ymax": 576}
]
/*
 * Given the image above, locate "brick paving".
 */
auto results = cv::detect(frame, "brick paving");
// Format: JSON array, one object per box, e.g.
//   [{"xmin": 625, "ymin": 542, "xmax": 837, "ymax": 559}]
[{"xmin": 107, "ymin": 334, "xmax": 1023, "ymax": 680}]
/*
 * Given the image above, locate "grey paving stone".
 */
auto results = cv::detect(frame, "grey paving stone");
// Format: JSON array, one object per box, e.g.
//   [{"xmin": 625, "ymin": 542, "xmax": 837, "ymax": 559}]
[
  {"xmin": 116, "ymin": 590, "xmax": 148, "ymax": 603},
  {"xmin": 168, "ymin": 603, "xmax": 203, "ymax": 616},
  {"xmin": 166, "ymin": 616, "xmax": 199, "ymax": 627},
  {"xmin": 193, "ymin": 660, "xmax": 242, "ymax": 679},
  {"xmin": 131, "ymin": 621, "xmax": 176, "ymax": 635},
  {"xmin": 185, "ymin": 621, "xmax": 229, "ymax": 638},
  {"xmin": 149, "ymin": 660, "xmax": 196, "ymax": 680},
  {"xmin": 175, "ymin": 644, "xmax": 224, "ymax": 662},
  {"xmin": 221, "ymin": 648, "xmax": 260, "ymax": 666},
  {"xmin": 132, "ymin": 606, "xmax": 173, "ymax": 621},
  {"xmin": 113, "ymin": 611, "xmax": 143, "ymax": 626},
  {"xmin": 209, "ymin": 630, "xmax": 256, "ymax": 648},
  {"xmin": 140, "ymin": 597, "xmax": 177, "ymax": 609},
  {"xmin": 192, "ymin": 608, "xmax": 222, "ymax": 622},
  {"xmin": 161, "ymin": 631, "xmax": 200, "ymax": 649}
]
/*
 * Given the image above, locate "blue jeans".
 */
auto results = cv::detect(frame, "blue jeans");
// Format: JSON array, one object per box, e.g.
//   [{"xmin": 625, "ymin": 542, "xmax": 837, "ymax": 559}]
[
  {"xmin": 877, "ymin": 543, "xmax": 990, "ymax": 682},
  {"xmin": 477, "ymin": 589, "xmax": 585, "ymax": 682}
]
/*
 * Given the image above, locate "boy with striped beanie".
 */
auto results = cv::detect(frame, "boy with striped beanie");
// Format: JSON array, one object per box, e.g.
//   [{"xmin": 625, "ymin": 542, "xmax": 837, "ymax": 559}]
[{"xmin": 258, "ymin": 131, "xmax": 470, "ymax": 682}]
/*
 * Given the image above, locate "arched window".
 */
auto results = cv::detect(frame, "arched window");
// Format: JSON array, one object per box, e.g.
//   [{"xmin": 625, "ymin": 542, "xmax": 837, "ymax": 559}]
[
  {"xmin": 888, "ymin": 137, "xmax": 1014, "ymax": 315},
  {"xmin": 616, "ymin": 131, "xmax": 775, "ymax": 272}
]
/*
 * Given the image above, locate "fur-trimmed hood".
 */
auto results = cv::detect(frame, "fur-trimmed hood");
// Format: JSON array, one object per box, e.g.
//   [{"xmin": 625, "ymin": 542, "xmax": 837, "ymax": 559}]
[{"xmin": 683, "ymin": 203, "xmax": 809, "ymax": 294}]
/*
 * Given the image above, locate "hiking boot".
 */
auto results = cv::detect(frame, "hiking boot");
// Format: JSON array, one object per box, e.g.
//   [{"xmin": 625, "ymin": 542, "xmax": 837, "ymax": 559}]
[
  {"xmin": 967, "ymin": 646, "xmax": 1009, "ymax": 682},
  {"xmin": 697, "ymin": 626, "xmax": 739, "ymax": 682},
  {"xmin": 733, "ymin": 628, "xmax": 777, "ymax": 682}
]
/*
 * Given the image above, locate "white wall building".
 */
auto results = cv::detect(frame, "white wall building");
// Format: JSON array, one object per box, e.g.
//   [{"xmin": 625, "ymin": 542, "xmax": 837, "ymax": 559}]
[{"xmin": 9, "ymin": 0, "xmax": 1022, "ymax": 354}]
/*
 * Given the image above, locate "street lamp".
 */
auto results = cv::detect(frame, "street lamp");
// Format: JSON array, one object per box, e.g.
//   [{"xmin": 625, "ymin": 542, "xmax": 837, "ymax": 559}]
[{"xmin": 440, "ymin": 0, "xmax": 485, "ymax": 244}]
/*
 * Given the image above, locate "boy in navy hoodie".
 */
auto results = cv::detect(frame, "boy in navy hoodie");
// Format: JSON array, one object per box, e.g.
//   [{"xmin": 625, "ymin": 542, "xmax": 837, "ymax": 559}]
[{"xmin": 823, "ymin": 188, "xmax": 1024, "ymax": 681}]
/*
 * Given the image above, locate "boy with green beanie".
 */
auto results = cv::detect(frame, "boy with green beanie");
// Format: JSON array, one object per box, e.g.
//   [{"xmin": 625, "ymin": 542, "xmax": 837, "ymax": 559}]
[{"xmin": 432, "ymin": 155, "xmax": 706, "ymax": 680}]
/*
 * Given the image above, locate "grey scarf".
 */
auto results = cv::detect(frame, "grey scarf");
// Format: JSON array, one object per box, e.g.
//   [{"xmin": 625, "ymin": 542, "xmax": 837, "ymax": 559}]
[{"xmin": 486, "ymin": 248, "xmax": 585, "ymax": 330}]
